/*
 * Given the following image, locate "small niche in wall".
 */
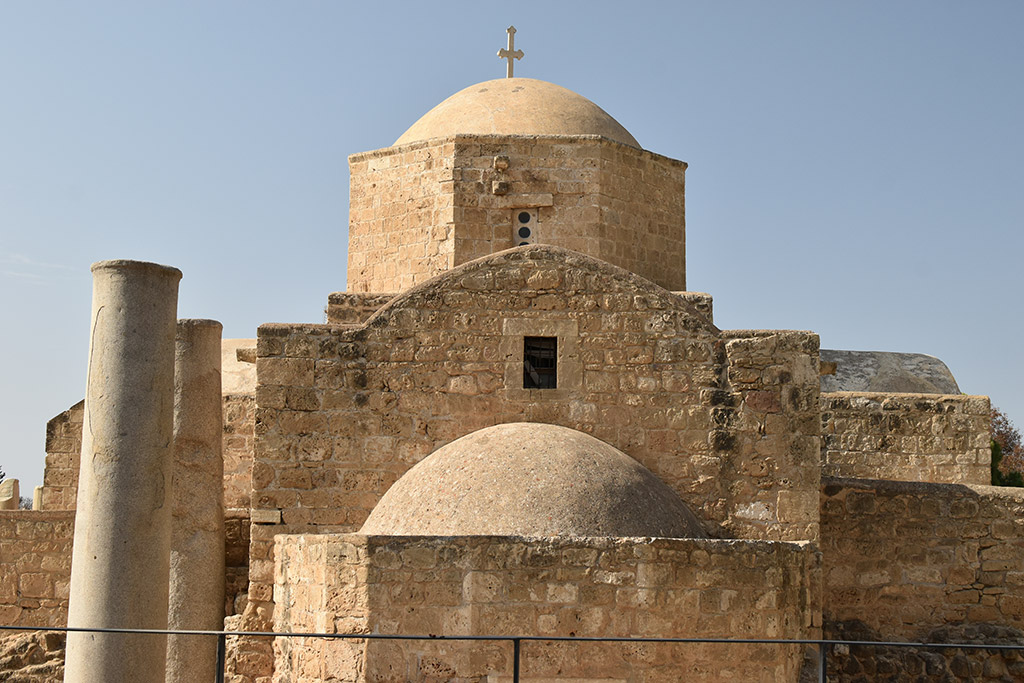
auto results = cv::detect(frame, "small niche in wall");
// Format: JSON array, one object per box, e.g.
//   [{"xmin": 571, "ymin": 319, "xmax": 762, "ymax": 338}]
[
  {"xmin": 523, "ymin": 336, "xmax": 557, "ymax": 389},
  {"xmin": 514, "ymin": 209, "xmax": 537, "ymax": 246}
]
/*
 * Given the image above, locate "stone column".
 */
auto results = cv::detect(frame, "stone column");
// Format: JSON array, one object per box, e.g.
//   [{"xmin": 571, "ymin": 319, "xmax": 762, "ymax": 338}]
[
  {"xmin": 65, "ymin": 260, "xmax": 181, "ymax": 683},
  {"xmin": 166, "ymin": 319, "xmax": 225, "ymax": 683}
]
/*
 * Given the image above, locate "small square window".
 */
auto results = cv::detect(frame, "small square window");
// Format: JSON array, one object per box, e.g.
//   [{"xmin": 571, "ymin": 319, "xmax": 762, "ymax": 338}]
[{"xmin": 524, "ymin": 336, "xmax": 557, "ymax": 389}]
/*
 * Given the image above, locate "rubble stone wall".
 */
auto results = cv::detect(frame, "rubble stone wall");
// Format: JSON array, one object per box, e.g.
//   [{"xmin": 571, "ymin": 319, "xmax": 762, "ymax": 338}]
[
  {"xmin": 820, "ymin": 392, "xmax": 991, "ymax": 485},
  {"xmin": 0, "ymin": 511, "xmax": 74, "ymax": 627},
  {"xmin": 273, "ymin": 534, "xmax": 820, "ymax": 683},
  {"xmin": 820, "ymin": 476, "xmax": 1024, "ymax": 641}
]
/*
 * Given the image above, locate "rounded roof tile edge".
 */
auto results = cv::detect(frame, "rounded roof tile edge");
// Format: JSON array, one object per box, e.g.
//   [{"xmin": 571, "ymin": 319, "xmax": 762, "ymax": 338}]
[{"xmin": 394, "ymin": 78, "xmax": 641, "ymax": 149}]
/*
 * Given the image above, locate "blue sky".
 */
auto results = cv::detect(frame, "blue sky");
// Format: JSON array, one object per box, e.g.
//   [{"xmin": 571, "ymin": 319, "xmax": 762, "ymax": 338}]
[{"xmin": 1, "ymin": 1, "xmax": 1022, "ymax": 489}]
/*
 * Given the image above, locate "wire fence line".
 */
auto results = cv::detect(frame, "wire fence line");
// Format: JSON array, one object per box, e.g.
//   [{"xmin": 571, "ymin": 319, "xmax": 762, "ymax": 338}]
[{"xmin": 2, "ymin": 623, "xmax": 1023, "ymax": 682}]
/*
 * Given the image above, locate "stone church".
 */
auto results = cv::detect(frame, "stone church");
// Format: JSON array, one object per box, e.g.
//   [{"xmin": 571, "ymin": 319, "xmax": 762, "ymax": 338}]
[{"xmin": 1, "ymin": 38, "xmax": 1022, "ymax": 683}]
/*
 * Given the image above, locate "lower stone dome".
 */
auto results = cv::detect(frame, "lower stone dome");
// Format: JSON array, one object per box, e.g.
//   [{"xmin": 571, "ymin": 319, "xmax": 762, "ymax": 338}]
[{"xmin": 360, "ymin": 423, "xmax": 707, "ymax": 538}]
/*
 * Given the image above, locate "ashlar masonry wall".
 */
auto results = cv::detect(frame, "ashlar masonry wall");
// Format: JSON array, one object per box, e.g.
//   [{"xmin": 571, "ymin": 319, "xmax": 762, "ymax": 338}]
[
  {"xmin": 821, "ymin": 476, "xmax": 1024, "ymax": 641},
  {"xmin": 346, "ymin": 135, "xmax": 687, "ymax": 293},
  {"xmin": 273, "ymin": 534, "xmax": 820, "ymax": 683},
  {"xmin": 821, "ymin": 392, "xmax": 991, "ymax": 485},
  {"xmin": 346, "ymin": 139, "xmax": 457, "ymax": 292}
]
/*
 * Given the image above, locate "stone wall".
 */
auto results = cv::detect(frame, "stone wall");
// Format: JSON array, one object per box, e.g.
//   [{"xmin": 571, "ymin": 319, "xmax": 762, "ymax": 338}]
[
  {"xmin": 820, "ymin": 476, "xmax": 1024, "ymax": 641},
  {"xmin": 39, "ymin": 393, "xmax": 254, "ymax": 514},
  {"xmin": 40, "ymin": 401, "xmax": 83, "ymax": 511},
  {"xmin": 722, "ymin": 330, "xmax": 821, "ymax": 542},
  {"xmin": 274, "ymin": 534, "xmax": 820, "ymax": 682},
  {"xmin": 0, "ymin": 511, "xmax": 74, "ymax": 627},
  {"xmin": 821, "ymin": 392, "xmax": 991, "ymax": 485},
  {"xmin": 245, "ymin": 246, "xmax": 823, "ymax": 680},
  {"xmin": 325, "ymin": 293, "xmax": 397, "ymax": 325},
  {"xmin": 346, "ymin": 135, "xmax": 687, "ymax": 293},
  {"xmin": 346, "ymin": 138, "xmax": 456, "ymax": 293},
  {"xmin": 252, "ymin": 247, "xmax": 819, "ymax": 547},
  {"xmin": 224, "ymin": 393, "xmax": 256, "ymax": 512}
]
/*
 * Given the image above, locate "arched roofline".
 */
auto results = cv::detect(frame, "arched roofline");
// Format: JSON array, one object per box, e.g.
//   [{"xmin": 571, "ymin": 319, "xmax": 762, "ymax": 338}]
[{"xmin": 363, "ymin": 244, "xmax": 719, "ymax": 335}]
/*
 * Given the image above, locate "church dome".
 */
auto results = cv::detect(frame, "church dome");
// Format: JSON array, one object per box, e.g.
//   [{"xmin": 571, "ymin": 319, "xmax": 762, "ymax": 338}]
[
  {"xmin": 360, "ymin": 423, "xmax": 705, "ymax": 538},
  {"xmin": 394, "ymin": 78, "xmax": 640, "ymax": 148}
]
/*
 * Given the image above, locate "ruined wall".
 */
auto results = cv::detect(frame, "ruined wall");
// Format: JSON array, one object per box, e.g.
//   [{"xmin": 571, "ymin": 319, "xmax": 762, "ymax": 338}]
[
  {"xmin": 821, "ymin": 392, "xmax": 991, "ymax": 485},
  {"xmin": 346, "ymin": 139, "xmax": 456, "ymax": 292},
  {"xmin": 274, "ymin": 534, "xmax": 819, "ymax": 683},
  {"xmin": 821, "ymin": 476, "xmax": 1024, "ymax": 641},
  {"xmin": 39, "ymin": 393, "xmax": 254, "ymax": 515},
  {"xmin": 40, "ymin": 401, "xmax": 83, "ymax": 511},
  {"xmin": 721, "ymin": 331, "xmax": 822, "ymax": 542},
  {"xmin": 346, "ymin": 135, "xmax": 687, "ymax": 293},
  {"xmin": 0, "ymin": 511, "xmax": 74, "ymax": 627}
]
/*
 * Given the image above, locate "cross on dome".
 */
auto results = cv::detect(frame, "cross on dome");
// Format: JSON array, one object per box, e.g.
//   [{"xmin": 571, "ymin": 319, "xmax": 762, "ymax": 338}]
[{"xmin": 497, "ymin": 26, "xmax": 524, "ymax": 78}]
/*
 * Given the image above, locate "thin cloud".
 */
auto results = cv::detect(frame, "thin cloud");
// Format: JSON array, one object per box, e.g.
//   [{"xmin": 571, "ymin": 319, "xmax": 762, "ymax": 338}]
[
  {"xmin": 1, "ymin": 252, "xmax": 77, "ymax": 272},
  {"xmin": 0, "ymin": 252, "xmax": 78, "ymax": 285}
]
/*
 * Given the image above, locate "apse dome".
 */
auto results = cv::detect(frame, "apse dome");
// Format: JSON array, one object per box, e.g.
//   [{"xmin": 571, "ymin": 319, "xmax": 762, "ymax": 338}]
[
  {"xmin": 394, "ymin": 78, "xmax": 640, "ymax": 148},
  {"xmin": 360, "ymin": 423, "xmax": 705, "ymax": 538}
]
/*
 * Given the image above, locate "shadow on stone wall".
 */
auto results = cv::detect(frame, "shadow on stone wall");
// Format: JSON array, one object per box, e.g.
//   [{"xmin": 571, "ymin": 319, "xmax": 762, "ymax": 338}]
[{"xmin": 825, "ymin": 620, "xmax": 1024, "ymax": 682}]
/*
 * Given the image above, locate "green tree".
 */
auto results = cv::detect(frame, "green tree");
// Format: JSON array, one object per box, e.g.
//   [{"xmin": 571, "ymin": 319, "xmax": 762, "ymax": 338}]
[{"xmin": 991, "ymin": 407, "xmax": 1024, "ymax": 487}]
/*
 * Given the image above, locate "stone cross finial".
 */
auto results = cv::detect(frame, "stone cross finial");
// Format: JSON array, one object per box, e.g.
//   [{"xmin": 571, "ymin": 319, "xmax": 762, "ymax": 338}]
[{"xmin": 497, "ymin": 26, "xmax": 524, "ymax": 78}]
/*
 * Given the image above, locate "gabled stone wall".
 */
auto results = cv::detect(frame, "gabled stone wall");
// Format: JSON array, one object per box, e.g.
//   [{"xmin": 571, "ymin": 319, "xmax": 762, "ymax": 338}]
[
  {"xmin": 245, "ymin": 246, "xmax": 824, "ymax": 670},
  {"xmin": 821, "ymin": 392, "xmax": 991, "ymax": 485}
]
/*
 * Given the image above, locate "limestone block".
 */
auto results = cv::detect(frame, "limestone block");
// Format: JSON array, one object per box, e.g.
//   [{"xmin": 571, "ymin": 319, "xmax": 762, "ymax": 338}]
[{"xmin": 0, "ymin": 479, "xmax": 19, "ymax": 510}]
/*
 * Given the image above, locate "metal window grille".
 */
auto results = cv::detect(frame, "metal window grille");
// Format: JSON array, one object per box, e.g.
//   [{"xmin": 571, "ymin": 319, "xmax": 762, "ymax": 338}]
[{"xmin": 523, "ymin": 336, "xmax": 557, "ymax": 389}]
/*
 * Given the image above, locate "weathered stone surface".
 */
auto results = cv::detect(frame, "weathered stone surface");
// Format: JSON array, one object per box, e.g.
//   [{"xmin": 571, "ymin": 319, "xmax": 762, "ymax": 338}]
[
  {"xmin": 821, "ymin": 392, "xmax": 990, "ymax": 484},
  {"xmin": 347, "ymin": 135, "xmax": 687, "ymax": 292},
  {"xmin": 64, "ymin": 259, "xmax": 180, "ymax": 683},
  {"xmin": 394, "ymin": 78, "xmax": 640, "ymax": 147},
  {"xmin": 0, "ymin": 629, "xmax": 65, "ymax": 682},
  {"xmin": 38, "ymin": 401, "xmax": 84, "ymax": 511},
  {"xmin": 0, "ymin": 481, "xmax": 18, "ymax": 511},
  {"xmin": 360, "ymin": 422, "xmax": 707, "ymax": 539},
  {"xmin": 820, "ymin": 349, "xmax": 961, "ymax": 394},
  {"xmin": 166, "ymin": 319, "xmax": 225, "ymax": 683},
  {"xmin": 274, "ymin": 534, "xmax": 819, "ymax": 682},
  {"xmin": 0, "ymin": 511, "xmax": 74, "ymax": 628},
  {"xmin": 824, "ymin": 620, "xmax": 1024, "ymax": 682},
  {"xmin": 821, "ymin": 477, "xmax": 1024, "ymax": 640}
]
